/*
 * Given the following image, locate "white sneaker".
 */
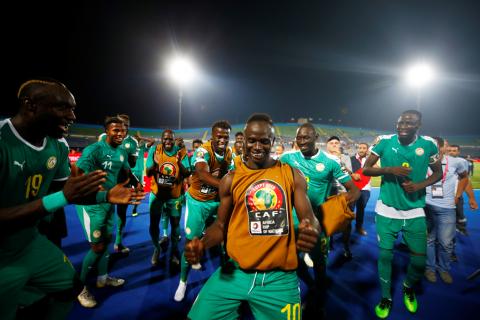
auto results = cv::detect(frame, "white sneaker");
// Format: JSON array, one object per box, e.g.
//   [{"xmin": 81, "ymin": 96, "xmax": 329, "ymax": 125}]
[
  {"xmin": 304, "ymin": 253, "xmax": 314, "ymax": 268},
  {"xmin": 151, "ymin": 248, "xmax": 160, "ymax": 266},
  {"xmin": 96, "ymin": 276, "xmax": 125, "ymax": 288},
  {"xmin": 77, "ymin": 287, "xmax": 97, "ymax": 308},
  {"xmin": 174, "ymin": 281, "xmax": 187, "ymax": 302},
  {"xmin": 191, "ymin": 262, "xmax": 202, "ymax": 270}
]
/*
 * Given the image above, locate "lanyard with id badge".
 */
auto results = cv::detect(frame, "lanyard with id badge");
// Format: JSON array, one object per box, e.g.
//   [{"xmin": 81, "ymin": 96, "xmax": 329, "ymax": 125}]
[{"xmin": 431, "ymin": 157, "xmax": 448, "ymax": 198}]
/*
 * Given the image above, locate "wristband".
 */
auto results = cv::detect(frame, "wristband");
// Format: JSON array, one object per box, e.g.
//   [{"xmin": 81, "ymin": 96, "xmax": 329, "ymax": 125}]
[
  {"xmin": 96, "ymin": 191, "xmax": 108, "ymax": 203},
  {"xmin": 42, "ymin": 191, "xmax": 68, "ymax": 213}
]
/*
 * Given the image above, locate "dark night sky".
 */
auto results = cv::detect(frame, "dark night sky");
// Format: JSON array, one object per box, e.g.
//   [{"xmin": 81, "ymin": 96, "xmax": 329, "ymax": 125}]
[{"xmin": 3, "ymin": 0, "xmax": 480, "ymax": 135}]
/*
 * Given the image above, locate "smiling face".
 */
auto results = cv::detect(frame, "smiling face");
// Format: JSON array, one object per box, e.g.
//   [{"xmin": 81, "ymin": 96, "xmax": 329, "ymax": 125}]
[
  {"xmin": 162, "ymin": 130, "xmax": 174, "ymax": 151},
  {"xmin": 396, "ymin": 112, "xmax": 421, "ymax": 144},
  {"xmin": 295, "ymin": 126, "xmax": 318, "ymax": 157},
  {"xmin": 244, "ymin": 120, "xmax": 275, "ymax": 168},
  {"xmin": 211, "ymin": 127, "xmax": 230, "ymax": 155},
  {"xmin": 34, "ymin": 84, "xmax": 77, "ymax": 139},
  {"xmin": 106, "ymin": 122, "xmax": 126, "ymax": 147}
]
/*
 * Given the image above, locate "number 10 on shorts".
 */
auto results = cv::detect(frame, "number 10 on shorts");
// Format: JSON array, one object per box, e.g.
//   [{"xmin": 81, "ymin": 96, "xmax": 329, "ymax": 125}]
[{"xmin": 281, "ymin": 303, "xmax": 300, "ymax": 320}]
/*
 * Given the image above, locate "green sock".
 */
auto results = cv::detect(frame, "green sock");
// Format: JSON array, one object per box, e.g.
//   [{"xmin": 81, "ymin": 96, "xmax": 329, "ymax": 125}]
[
  {"xmin": 378, "ymin": 248, "xmax": 393, "ymax": 299},
  {"xmin": 161, "ymin": 215, "xmax": 169, "ymax": 238},
  {"xmin": 405, "ymin": 253, "xmax": 426, "ymax": 288},
  {"xmin": 97, "ymin": 250, "xmax": 109, "ymax": 276},
  {"xmin": 115, "ymin": 215, "xmax": 123, "ymax": 246},
  {"xmin": 80, "ymin": 249, "xmax": 102, "ymax": 283},
  {"xmin": 180, "ymin": 253, "xmax": 190, "ymax": 282}
]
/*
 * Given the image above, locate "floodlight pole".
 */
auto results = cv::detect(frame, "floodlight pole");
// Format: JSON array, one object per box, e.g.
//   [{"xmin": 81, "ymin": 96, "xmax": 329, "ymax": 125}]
[
  {"xmin": 178, "ymin": 89, "xmax": 183, "ymax": 130},
  {"xmin": 416, "ymin": 89, "xmax": 422, "ymax": 111}
]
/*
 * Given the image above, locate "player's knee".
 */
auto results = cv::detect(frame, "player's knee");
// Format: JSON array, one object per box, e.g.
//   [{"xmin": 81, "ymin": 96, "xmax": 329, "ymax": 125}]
[{"xmin": 379, "ymin": 248, "xmax": 393, "ymax": 264}]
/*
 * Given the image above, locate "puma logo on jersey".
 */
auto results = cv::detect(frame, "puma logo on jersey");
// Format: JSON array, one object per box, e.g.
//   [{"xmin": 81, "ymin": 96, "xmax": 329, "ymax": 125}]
[
  {"xmin": 106, "ymin": 155, "xmax": 112, "ymax": 159},
  {"xmin": 391, "ymin": 147, "xmax": 398, "ymax": 153},
  {"xmin": 14, "ymin": 160, "xmax": 26, "ymax": 170}
]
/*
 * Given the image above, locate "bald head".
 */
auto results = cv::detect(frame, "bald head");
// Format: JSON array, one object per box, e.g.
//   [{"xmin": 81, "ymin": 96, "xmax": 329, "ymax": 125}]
[{"xmin": 17, "ymin": 79, "xmax": 72, "ymax": 106}]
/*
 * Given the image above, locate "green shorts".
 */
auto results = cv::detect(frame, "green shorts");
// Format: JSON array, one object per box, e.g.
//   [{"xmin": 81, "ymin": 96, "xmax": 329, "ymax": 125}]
[
  {"xmin": 184, "ymin": 192, "xmax": 219, "ymax": 240},
  {"xmin": 0, "ymin": 234, "xmax": 78, "ymax": 320},
  {"xmin": 375, "ymin": 214, "xmax": 427, "ymax": 254},
  {"xmin": 149, "ymin": 192, "xmax": 183, "ymax": 218},
  {"xmin": 76, "ymin": 203, "xmax": 114, "ymax": 244},
  {"xmin": 188, "ymin": 262, "xmax": 301, "ymax": 320}
]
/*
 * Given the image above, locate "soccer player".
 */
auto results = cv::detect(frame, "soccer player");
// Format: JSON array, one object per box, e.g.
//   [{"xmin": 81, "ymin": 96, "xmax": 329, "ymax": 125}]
[
  {"xmin": 0, "ymin": 78, "xmax": 140, "ymax": 320},
  {"xmin": 363, "ymin": 110, "xmax": 442, "ymax": 318},
  {"xmin": 146, "ymin": 129, "xmax": 190, "ymax": 266},
  {"xmin": 232, "ymin": 131, "xmax": 244, "ymax": 159},
  {"xmin": 185, "ymin": 113, "xmax": 320, "ymax": 319},
  {"xmin": 131, "ymin": 133, "xmax": 155, "ymax": 217},
  {"xmin": 174, "ymin": 120, "xmax": 233, "ymax": 302},
  {"xmin": 99, "ymin": 114, "xmax": 139, "ymax": 253},
  {"xmin": 75, "ymin": 116, "xmax": 143, "ymax": 308},
  {"xmin": 280, "ymin": 123, "xmax": 360, "ymax": 318}
]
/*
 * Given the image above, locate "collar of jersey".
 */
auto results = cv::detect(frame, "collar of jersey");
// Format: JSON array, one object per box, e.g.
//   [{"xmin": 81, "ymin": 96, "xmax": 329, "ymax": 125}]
[
  {"xmin": 7, "ymin": 118, "xmax": 47, "ymax": 151},
  {"xmin": 299, "ymin": 148, "xmax": 321, "ymax": 159},
  {"xmin": 396, "ymin": 134, "xmax": 418, "ymax": 147}
]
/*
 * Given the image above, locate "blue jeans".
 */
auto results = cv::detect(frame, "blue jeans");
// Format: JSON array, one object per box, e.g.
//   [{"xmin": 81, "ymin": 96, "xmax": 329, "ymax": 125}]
[{"xmin": 425, "ymin": 204, "xmax": 456, "ymax": 272}]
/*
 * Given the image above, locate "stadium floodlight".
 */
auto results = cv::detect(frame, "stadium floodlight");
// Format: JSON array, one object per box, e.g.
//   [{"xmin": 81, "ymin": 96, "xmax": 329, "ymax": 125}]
[
  {"xmin": 166, "ymin": 55, "xmax": 198, "ymax": 129},
  {"xmin": 405, "ymin": 62, "xmax": 435, "ymax": 88},
  {"xmin": 404, "ymin": 62, "xmax": 436, "ymax": 110}
]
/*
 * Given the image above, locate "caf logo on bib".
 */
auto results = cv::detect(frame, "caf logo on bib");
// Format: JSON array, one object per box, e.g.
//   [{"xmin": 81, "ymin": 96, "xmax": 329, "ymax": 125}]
[
  {"xmin": 159, "ymin": 162, "xmax": 176, "ymax": 176},
  {"xmin": 316, "ymin": 163, "xmax": 325, "ymax": 172},
  {"xmin": 46, "ymin": 156, "xmax": 57, "ymax": 169},
  {"xmin": 415, "ymin": 148, "xmax": 424, "ymax": 156},
  {"xmin": 245, "ymin": 180, "xmax": 289, "ymax": 236},
  {"xmin": 120, "ymin": 155, "xmax": 124, "ymax": 162},
  {"xmin": 246, "ymin": 180, "xmax": 285, "ymax": 211}
]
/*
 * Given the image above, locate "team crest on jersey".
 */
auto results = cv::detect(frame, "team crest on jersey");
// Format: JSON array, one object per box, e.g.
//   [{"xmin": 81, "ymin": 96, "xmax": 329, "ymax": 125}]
[
  {"xmin": 125, "ymin": 143, "xmax": 130, "ymax": 149},
  {"xmin": 46, "ymin": 156, "xmax": 57, "ymax": 169},
  {"xmin": 93, "ymin": 230, "xmax": 102, "ymax": 238},
  {"xmin": 245, "ymin": 179, "xmax": 289, "ymax": 236},
  {"xmin": 159, "ymin": 162, "xmax": 176, "ymax": 176},
  {"xmin": 316, "ymin": 163, "xmax": 325, "ymax": 172},
  {"xmin": 196, "ymin": 150, "xmax": 205, "ymax": 159},
  {"xmin": 415, "ymin": 148, "xmax": 424, "ymax": 156}
]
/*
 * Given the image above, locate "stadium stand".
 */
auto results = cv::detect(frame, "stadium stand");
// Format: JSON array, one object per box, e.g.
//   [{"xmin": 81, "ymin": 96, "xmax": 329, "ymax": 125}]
[{"xmin": 64, "ymin": 122, "xmax": 480, "ymax": 157}]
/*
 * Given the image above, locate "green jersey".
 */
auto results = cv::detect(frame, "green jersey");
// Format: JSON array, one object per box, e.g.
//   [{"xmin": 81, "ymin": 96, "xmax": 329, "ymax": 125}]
[
  {"xmin": 371, "ymin": 134, "xmax": 439, "ymax": 213},
  {"xmin": 0, "ymin": 119, "xmax": 70, "ymax": 252},
  {"xmin": 280, "ymin": 150, "xmax": 351, "ymax": 209},
  {"xmin": 132, "ymin": 143, "xmax": 149, "ymax": 176},
  {"xmin": 99, "ymin": 133, "xmax": 139, "ymax": 168},
  {"xmin": 76, "ymin": 140, "xmax": 130, "ymax": 190}
]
